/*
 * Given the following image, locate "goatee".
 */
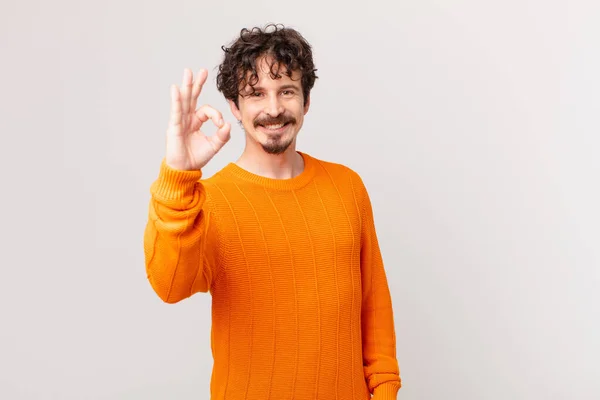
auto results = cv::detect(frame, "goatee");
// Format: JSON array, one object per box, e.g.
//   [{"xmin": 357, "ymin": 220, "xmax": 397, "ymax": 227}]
[
  {"xmin": 239, "ymin": 117, "xmax": 296, "ymax": 155},
  {"xmin": 261, "ymin": 135, "xmax": 294, "ymax": 154}
]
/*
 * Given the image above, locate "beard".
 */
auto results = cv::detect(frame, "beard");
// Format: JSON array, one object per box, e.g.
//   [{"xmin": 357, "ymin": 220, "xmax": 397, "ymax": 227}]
[
  {"xmin": 239, "ymin": 113, "xmax": 297, "ymax": 155},
  {"xmin": 260, "ymin": 134, "xmax": 294, "ymax": 154}
]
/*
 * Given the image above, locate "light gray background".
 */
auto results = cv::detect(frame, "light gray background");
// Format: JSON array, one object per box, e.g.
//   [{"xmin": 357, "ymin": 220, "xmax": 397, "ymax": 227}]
[{"xmin": 1, "ymin": 0, "xmax": 598, "ymax": 399}]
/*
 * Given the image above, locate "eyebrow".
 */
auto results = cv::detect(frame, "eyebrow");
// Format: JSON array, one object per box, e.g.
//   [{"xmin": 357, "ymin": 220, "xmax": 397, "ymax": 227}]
[{"xmin": 252, "ymin": 84, "xmax": 301, "ymax": 92}]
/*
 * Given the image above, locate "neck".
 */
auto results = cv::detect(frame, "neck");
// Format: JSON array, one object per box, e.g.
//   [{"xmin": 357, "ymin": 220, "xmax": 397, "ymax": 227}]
[{"xmin": 236, "ymin": 140, "xmax": 304, "ymax": 180}]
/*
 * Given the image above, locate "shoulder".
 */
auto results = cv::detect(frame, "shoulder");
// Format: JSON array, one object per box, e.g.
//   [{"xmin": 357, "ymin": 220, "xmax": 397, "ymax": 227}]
[
  {"xmin": 305, "ymin": 152, "xmax": 368, "ymax": 193},
  {"xmin": 305, "ymin": 152, "xmax": 360, "ymax": 179}
]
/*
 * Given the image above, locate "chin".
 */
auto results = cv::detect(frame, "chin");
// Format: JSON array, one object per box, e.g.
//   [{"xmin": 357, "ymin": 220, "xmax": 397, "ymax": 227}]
[{"xmin": 260, "ymin": 136, "xmax": 295, "ymax": 155}]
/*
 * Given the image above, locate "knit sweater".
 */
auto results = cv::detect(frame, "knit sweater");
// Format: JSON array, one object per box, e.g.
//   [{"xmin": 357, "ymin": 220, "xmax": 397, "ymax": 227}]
[{"xmin": 143, "ymin": 152, "xmax": 401, "ymax": 399}]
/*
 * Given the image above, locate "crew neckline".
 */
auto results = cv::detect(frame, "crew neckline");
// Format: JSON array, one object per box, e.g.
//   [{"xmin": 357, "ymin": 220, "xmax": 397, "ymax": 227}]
[{"xmin": 222, "ymin": 151, "xmax": 317, "ymax": 190}]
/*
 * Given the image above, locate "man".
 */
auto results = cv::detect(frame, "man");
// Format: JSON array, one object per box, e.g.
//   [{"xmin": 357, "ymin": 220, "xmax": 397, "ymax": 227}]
[{"xmin": 143, "ymin": 24, "xmax": 401, "ymax": 399}]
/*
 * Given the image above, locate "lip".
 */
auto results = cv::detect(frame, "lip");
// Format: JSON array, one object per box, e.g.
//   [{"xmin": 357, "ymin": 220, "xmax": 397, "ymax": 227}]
[{"xmin": 256, "ymin": 122, "xmax": 291, "ymax": 135}]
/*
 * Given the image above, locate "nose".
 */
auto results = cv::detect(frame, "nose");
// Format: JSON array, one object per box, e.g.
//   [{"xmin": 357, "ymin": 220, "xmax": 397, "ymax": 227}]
[{"xmin": 264, "ymin": 93, "xmax": 284, "ymax": 117}]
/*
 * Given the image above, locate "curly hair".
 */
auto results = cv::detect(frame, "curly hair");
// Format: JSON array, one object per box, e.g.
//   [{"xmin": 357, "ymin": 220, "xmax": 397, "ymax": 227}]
[{"xmin": 216, "ymin": 24, "xmax": 318, "ymax": 108}]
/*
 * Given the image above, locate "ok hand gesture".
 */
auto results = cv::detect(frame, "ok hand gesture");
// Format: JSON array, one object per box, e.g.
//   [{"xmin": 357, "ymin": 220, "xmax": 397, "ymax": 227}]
[{"xmin": 165, "ymin": 68, "xmax": 231, "ymax": 171}]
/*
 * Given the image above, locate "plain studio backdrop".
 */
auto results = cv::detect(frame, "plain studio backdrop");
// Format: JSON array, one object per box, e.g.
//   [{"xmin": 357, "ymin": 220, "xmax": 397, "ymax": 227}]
[{"xmin": 1, "ymin": 0, "xmax": 598, "ymax": 399}]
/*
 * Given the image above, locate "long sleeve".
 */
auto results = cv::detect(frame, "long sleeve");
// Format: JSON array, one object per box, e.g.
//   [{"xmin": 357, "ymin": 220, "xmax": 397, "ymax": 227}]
[
  {"xmin": 355, "ymin": 175, "xmax": 401, "ymax": 399},
  {"xmin": 143, "ymin": 159, "xmax": 226, "ymax": 303}
]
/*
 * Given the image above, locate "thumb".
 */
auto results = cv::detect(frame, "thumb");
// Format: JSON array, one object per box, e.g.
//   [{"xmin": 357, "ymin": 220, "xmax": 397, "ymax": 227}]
[{"xmin": 209, "ymin": 121, "xmax": 231, "ymax": 152}]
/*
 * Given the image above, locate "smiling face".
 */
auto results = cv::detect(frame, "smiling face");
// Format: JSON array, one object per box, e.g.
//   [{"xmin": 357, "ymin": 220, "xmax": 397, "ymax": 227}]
[{"xmin": 229, "ymin": 56, "xmax": 310, "ymax": 155}]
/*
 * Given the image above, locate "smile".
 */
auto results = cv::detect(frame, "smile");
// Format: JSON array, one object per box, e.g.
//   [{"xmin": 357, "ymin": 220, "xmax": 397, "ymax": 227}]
[
  {"xmin": 258, "ymin": 122, "xmax": 291, "ymax": 133},
  {"xmin": 264, "ymin": 123, "xmax": 285, "ymax": 130}
]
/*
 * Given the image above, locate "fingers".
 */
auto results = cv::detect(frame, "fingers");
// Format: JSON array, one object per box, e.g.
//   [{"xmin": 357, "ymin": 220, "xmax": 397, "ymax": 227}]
[
  {"xmin": 209, "ymin": 121, "xmax": 232, "ymax": 152},
  {"xmin": 180, "ymin": 68, "xmax": 193, "ymax": 116},
  {"xmin": 168, "ymin": 84, "xmax": 182, "ymax": 130},
  {"xmin": 190, "ymin": 69, "xmax": 208, "ymax": 112},
  {"xmin": 196, "ymin": 104, "xmax": 230, "ymax": 152},
  {"xmin": 195, "ymin": 104, "xmax": 225, "ymax": 128},
  {"xmin": 168, "ymin": 68, "xmax": 206, "ymax": 133}
]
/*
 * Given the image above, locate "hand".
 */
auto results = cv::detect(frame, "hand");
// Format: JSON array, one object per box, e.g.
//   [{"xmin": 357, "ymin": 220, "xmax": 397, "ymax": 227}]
[{"xmin": 165, "ymin": 68, "xmax": 231, "ymax": 171}]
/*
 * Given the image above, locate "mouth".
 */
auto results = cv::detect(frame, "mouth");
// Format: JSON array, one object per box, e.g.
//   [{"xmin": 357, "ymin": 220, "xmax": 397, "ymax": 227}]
[{"xmin": 257, "ymin": 121, "xmax": 292, "ymax": 134}]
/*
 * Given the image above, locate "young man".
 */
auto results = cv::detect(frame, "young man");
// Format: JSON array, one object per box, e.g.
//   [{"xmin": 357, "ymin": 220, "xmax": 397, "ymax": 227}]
[{"xmin": 143, "ymin": 24, "xmax": 401, "ymax": 399}]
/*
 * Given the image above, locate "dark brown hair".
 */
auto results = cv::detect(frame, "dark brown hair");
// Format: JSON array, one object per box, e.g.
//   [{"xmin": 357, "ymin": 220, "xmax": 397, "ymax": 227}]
[{"xmin": 216, "ymin": 24, "xmax": 318, "ymax": 108}]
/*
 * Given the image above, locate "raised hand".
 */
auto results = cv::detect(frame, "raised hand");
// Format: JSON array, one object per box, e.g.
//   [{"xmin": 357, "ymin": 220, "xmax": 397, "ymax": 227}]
[{"xmin": 165, "ymin": 68, "xmax": 231, "ymax": 171}]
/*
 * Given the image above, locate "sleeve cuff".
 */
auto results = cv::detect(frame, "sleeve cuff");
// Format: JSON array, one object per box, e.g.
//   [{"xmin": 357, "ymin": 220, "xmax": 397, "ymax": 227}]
[
  {"xmin": 372, "ymin": 381, "xmax": 401, "ymax": 399},
  {"xmin": 150, "ymin": 159, "xmax": 203, "ymax": 203}
]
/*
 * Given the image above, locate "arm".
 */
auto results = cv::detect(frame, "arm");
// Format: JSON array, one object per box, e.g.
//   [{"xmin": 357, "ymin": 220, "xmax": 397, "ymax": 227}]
[
  {"xmin": 144, "ymin": 68, "xmax": 231, "ymax": 303},
  {"xmin": 355, "ymin": 174, "xmax": 402, "ymax": 399},
  {"xmin": 143, "ymin": 159, "xmax": 225, "ymax": 303}
]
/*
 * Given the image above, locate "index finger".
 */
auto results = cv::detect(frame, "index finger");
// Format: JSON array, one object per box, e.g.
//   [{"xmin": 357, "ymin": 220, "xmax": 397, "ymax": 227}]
[{"xmin": 195, "ymin": 104, "xmax": 224, "ymax": 128}]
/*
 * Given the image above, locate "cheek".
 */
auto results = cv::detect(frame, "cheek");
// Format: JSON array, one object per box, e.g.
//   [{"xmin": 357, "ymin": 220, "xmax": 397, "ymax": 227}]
[
  {"xmin": 293, "ymin": 101, "xmax": 306, "ymax": 115},
  {"xmin": 242, "ymin": 107, "xmax": 260, "ymax": 121}
]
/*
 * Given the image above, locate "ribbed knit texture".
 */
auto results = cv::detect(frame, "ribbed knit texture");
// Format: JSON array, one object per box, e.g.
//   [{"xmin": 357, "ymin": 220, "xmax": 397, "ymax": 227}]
[{"xmin": 144, "ymin": 152, "xmax": 401, "ymax": 399}]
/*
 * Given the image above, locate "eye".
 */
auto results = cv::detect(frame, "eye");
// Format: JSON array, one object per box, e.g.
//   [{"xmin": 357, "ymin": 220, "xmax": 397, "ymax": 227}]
[{"xmin": 282, "ymin": 90, "xmax": 295, "ymax": 96}]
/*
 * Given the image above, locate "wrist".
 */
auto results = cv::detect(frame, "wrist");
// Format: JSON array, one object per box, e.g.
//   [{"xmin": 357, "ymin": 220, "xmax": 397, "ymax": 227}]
[{"xmin": 151, "ymin": 158, "xmax": 202, "ymax": 202}]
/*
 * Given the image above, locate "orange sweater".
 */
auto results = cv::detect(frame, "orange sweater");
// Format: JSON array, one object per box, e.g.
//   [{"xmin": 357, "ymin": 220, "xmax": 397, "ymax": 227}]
[{"xmin": 144, "ymin": 152, "xmax": 401, "ymax": 399}]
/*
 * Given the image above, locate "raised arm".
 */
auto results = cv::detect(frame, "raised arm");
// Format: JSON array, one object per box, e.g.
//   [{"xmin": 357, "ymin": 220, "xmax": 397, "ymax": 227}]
[{"xmin": 143, "ymin": 68, "xmax": 231, "ymax": 303}]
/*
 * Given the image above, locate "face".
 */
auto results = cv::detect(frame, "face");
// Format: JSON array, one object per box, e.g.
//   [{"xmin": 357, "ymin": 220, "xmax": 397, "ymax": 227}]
[{"xmin": 229, "ymin": 57, "xmax": 310, "ymax": 155}]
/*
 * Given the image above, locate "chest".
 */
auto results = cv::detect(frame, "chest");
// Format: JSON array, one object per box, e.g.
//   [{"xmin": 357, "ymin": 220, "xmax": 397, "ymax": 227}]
[{"xmin": 210, "ymin": 183, "xmax": 364, "ymax": 303}]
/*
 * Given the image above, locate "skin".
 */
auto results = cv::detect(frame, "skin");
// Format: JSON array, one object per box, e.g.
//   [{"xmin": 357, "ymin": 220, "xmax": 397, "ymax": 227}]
[
  {"xmin": 165, "ymin": 57, "xmax": 310, "ymax": 179},
  {"xmin": 229, "ymin": 56, "xmax": 310, "ymax": 178},
  {"xmin": 165, "ymin": 68, "xmax": 231, "ymax": 171}
]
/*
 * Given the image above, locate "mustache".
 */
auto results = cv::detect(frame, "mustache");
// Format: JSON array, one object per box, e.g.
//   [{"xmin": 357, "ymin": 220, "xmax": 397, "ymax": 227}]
[{"xmin": 254, "ymin": 114, "xmax": 296, "ymax": 127}]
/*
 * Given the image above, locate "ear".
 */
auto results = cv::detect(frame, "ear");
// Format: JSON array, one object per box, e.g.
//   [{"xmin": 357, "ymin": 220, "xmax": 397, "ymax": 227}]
[
  {"xmin": 303, "ymin": 95, "xmax": 311, "ymax": 115},
  {"xmin": 229, "ymin": 99, "xmax": 242, "ymax": 121}
]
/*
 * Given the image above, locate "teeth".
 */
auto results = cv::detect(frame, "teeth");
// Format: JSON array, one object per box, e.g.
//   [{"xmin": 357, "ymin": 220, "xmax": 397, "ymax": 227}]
[{"xmin": 264, "ymin": 123, "xmax": 284, "ymax": 130}]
